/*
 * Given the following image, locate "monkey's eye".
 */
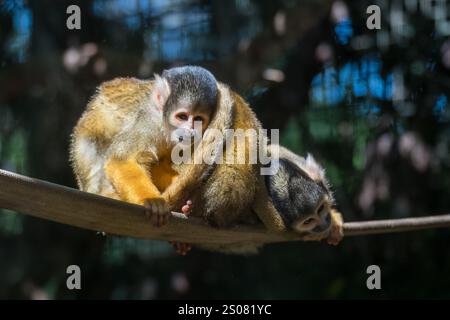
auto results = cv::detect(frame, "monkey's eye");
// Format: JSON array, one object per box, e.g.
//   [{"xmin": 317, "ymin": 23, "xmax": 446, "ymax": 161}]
[
  {"xmin": 303, "ymin": 218, "xmax": 315, "ymax": 225},
  {"xmin": 175, "ymin": 112, "xmax": 189, "ymax": 121}
]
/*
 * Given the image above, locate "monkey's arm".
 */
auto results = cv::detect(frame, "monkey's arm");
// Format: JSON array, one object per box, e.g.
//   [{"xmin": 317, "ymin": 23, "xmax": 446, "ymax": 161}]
[
  {"xmin": 104, "ymin": 157, "xmax": 162, "ymax": 205},
  {"xmin": 104, "ymin": 156, "xmax": 171, "ymax": 226},
  {"xmin": 251, "ymin": 176, "xmax": 287, "ymax": 233}
]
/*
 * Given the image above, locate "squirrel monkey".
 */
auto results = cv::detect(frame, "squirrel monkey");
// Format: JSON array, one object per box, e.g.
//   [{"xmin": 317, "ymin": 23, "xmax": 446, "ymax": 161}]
[
  {"xmin": 254, "ymin": 145, "xmax": 343, "ymax": 245},
  {"xmin": 199, "ymin": 145, "xmax": 344, "ymax": 255},
  {"xmin": 70, "ymin": 66, "xmax": 218, "ymax": 227}
]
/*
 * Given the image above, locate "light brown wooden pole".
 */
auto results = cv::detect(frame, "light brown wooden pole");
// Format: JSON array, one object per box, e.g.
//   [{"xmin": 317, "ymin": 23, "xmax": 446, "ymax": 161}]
[{"xmin": 0, "ymin": 169, "xmax": 449, "ymax": 245}]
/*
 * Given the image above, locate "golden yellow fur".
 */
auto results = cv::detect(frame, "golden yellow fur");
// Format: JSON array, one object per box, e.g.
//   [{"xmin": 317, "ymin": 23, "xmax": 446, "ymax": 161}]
[{"xmin": 70, "ymin": 77, "xmax": 175, "ymax": 212}]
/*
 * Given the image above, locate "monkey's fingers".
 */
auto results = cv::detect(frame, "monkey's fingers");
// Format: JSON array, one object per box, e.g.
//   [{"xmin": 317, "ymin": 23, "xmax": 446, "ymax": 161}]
[
  {"xmin": 144, "ymin": 198, "xmax": 171, "ymax": 227},
  {"xmin": 150, "ymin": 201, "xmax": 161, "ymax": 226},
  {"xmin": 158, "ymin": 200, "xmax": 171, "ymax": 227}
]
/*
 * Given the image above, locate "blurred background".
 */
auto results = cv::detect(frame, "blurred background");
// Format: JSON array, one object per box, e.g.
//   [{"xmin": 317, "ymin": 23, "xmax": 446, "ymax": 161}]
[{"xmin": 0, "ymin": 0, "xmax": 449, "ymax": 299}]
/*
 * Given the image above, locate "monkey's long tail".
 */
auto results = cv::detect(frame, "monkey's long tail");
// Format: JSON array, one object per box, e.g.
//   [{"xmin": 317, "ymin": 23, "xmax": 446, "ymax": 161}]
[{"xmin": 0, "ymin": 169, "xmax": 450, "ymax": 244}]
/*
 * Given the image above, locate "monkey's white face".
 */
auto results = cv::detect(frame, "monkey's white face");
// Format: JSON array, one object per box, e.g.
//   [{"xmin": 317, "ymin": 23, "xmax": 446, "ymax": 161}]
[
  {"xmin": 291, "ymin": 197, "xmax": 333, "ymax": 234},
  {"xmin": 167, "ymin": 109, "xmax": 211, "ymax": 145}
]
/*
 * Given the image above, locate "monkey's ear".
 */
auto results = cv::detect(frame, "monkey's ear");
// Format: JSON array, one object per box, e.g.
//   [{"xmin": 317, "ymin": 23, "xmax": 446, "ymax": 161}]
[
  {"xmin": 151, "ymin": 74, "xmax": 171, "ymax": 111},
  {"xmin": 301, "ymin": 153, "xmax": 326, "ymax": 182}
]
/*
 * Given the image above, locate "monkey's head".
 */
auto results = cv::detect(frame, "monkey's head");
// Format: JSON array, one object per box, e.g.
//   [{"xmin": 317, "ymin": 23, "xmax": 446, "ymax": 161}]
[
  {"xmin": 266, "ymin": 154, "xmax": 335, "ymax": 236},
  {"xmin": 151, "ymin": 66, "xmax": 218, "ymax": 146}
]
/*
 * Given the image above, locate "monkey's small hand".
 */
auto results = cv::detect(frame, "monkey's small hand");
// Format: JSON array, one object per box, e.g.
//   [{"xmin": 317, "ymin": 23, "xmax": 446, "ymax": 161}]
[
  {"xmin": 170, "ymin": 200, "xmax": 193, "ymax": 256},
  {"xmin": 181, "ymin": 200, "xmax": 193, "ymax": 216},
  {"xmin": 326, "ymin": 210, "xmax": 344, "ymax": 246},
  {"xmin": 144, "ymin": 198, "xmax": 171, "ymax": 227}
]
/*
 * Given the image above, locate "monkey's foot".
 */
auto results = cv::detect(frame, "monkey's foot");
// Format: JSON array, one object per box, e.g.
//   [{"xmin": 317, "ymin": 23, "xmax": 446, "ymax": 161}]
[
  {"xmin": 144, "ymin": 198, "xmax": 170, "ymax": 227},
  {"xmin": 171, "ymin": 200, "xmax": 193, "ymax": 256},
  {"xmin": 327, "ymin": 211, "xmax": 344, "ymax": 246},
  {"xmin": 171, "ymin": 242, "xmax": 192, "ymax": 256}
]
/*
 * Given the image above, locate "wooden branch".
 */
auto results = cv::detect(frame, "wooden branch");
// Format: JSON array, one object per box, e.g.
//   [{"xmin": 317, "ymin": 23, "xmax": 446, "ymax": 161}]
[
  {"xmin": 343, "ymin": 215, "xmax": 450, "ymax": 236},
  {"xmin": 0, "ymin": 169, "xmax": 449, "ymax": 245}
]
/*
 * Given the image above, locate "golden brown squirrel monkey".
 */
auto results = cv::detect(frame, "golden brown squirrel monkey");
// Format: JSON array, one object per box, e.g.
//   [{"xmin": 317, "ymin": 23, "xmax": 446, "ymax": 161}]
[
  {"xmin": 70, "ymin": 66, "xmax": 218, "ymax": 228},
  {"xmin": 70, "ymin": 65, "xmax": 266, "ymax": 255}
]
